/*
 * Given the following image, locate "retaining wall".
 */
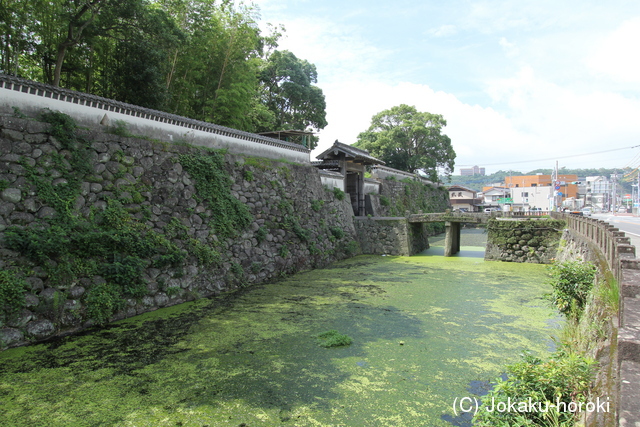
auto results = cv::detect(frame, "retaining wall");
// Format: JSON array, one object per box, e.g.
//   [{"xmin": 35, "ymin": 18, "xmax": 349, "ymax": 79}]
[
  {"xmin": 484, "ymin": 218, "xmax": 565, "ymax": 263},
  {"xmin": 354, "ymin": 217, "xmax": 430, "ymax": 256},
  {"xmin": 0, "ymin": 113, "xmax": 355, "ymax": 348}
]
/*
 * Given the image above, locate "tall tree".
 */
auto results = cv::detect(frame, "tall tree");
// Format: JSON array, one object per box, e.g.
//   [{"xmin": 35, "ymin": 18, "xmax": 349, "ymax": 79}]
[
  {"xmin": 259, "ymin": 50, "xmax": 328, "ymax": 137},
  {"xmin": 163, "ymin": 0, "xmax": 268, "ymax": 130},
  {"xmin": 354, "ymin": 104, "xmax": 456, "ymax": 181}
]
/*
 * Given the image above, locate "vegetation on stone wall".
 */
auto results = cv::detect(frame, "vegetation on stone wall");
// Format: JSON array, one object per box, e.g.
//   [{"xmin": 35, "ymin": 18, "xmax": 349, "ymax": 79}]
[
  {"xmin": 0, "ymin": 270, "xmax": 26, "ymax": 326},
  {"xmin": 485, "ymin": 219, "xmax": 565, "ymax": 263},
  {"xmin": 178, "ymin": 151, "xmax": 252, "ymax": 238},
  {"xmin": 0, "ymin": 110, "xmax": 361, "ymax": 344},
  {"xmin": 0, "ymin": 112, "xmax": 255, "ymax": 325},
  {"xmin": 374, "ymin": 179, "xmax": 448, "ymax": 235}
]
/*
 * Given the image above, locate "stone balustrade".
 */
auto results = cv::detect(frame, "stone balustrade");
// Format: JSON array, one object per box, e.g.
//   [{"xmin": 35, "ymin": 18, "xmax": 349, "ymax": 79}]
[{"xmin": 551, "ymin": 212, "xmax": 640, "ymax": 426}]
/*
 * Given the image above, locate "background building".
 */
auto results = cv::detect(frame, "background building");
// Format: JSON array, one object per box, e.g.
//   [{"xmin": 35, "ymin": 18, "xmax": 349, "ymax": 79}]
[
  {"xmin": 448, "ymin": 185, "xmax": 482, "ymax": 212},
  {"xmin": 459, "ymin": 165, "xmax": 486, "ymax": 176}
]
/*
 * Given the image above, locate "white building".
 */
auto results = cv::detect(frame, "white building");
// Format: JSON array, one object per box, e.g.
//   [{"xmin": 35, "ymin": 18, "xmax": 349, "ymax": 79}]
[
  {"xmin": 585, "ymin": 176, "xmax": 611, "ymax": 212},
  {"xmin": 510, "ymin": 186, "xmax": 553, "ymax": 211},
  {"xmin": 481, "ymin": 187, "xmax": 511, "ymax": 207}
]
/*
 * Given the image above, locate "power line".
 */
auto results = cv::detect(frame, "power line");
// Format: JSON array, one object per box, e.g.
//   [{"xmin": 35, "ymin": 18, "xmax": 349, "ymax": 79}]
[{"xmin": 457, "ymin": 144, "xmax": 640, "ymax": 168}]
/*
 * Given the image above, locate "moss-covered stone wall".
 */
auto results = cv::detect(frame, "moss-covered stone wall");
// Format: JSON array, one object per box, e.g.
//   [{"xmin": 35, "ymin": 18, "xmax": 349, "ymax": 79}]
[
  {"xmin": 372, "ymin": 178, "xmax": 449, "ymax": 217},
  {"xmin": 484, "ymin": 218, "xmax": 565, "ymax": 263},
  {"xmin": 0, "ymin": 112, "xmax": 357, "ymax": 348}
]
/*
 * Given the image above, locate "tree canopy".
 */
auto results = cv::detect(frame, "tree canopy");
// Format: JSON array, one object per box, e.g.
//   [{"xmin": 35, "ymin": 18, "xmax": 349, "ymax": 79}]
[
  {"xmin": 0, "ymin": 0, "xmax": 327, "ymax": 139},
  {"xmin": 354, "ymin": 104, "xmax": 456, "ymax": 181},
  {"xmin": 259, "ymin": 50, "xmax": 328, "ymax": 135}
]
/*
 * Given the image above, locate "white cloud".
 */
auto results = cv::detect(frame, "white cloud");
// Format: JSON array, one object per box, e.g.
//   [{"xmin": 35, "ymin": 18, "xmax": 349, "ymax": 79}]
[
  {"xmin": 255, "ymin": 0, "xmax": 640, "ymax": 174},
  {"xmin": 313, "ymin": 79, "xmax": 537, "ymax": 172},
  {"xmin": 429, "ymin": 24, "xmax": 458, "ymax": 37},
  {"xmin": 499, "ymin": 37, "xmax": 519, "ymax": 57},
  {"xmin": 586, "ymin": 17, "xmax": 640, "ymax": 83}
]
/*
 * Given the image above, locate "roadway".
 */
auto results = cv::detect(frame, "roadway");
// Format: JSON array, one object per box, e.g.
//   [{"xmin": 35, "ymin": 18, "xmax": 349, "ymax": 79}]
[{"xmin": 592, "ymin": 213, "xmax": 640, "ymax": 251}]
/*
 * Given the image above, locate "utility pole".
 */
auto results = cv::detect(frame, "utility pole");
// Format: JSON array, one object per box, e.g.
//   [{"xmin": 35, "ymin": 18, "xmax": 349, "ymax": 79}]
[
  {"xmin": 612, "ymin": 171, "xmax": 617, "ymax": 214},
  {"xmin": 553, "ymin": 161, "xmax": 559, "ymax": 211}
]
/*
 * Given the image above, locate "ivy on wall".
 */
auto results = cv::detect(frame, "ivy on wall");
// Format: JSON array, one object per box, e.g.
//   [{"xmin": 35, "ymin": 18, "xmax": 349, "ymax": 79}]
[{"xmin": 178, "ymin": 151, "xmax": 252, "ymax": 238}]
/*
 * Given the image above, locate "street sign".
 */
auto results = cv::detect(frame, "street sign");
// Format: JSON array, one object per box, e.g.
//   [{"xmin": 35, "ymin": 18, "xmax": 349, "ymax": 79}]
[{"xmin": 497, "ymin": 198, "xmax": 513, "ymax": 204}]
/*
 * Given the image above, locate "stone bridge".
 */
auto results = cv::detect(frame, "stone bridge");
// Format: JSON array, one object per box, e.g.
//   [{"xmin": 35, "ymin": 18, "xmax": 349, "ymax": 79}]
[{"xmin": 407, "ymin": 212, "xmax": 493, "ymax": 256}]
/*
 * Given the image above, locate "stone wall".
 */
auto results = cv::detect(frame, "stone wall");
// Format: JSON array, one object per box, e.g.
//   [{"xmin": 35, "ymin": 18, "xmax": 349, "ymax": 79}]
[
  {"xmin": 484, "ymin": 218, "xmax": 565, "ymax": 263},
  {"xmin": 0, "ymin": 113, "xmax": 357, "ymax": 348},
  {"xmin": 368, "ymin": 178, "xmax": 449, "ymax": 220},
  {"xmin": 354, "ymin": 217, "xmax": 430, "ymax": 256}
]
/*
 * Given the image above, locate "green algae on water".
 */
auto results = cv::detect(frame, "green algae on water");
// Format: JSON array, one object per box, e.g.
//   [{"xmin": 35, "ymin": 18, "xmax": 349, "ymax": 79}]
[{"xmin": 0, "ymin": 231, "xmax": 559, "ymax": 427}]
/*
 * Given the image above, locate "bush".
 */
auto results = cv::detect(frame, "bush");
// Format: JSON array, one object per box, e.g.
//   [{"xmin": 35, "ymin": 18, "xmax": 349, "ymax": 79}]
[
  {"xmin": 85, "ymin": 283, "xmax": 125, "ymax": 325},
  {"xmin": 329, "ymin": 226, "xmax": 345, "ymax": 239},
  {"xmin": 547, "ymin": 260, "xmax": 596, "ymax": 317},
  {"xmin": 344, "ymin": 241, "xmax": 360, "ymax": 256},
  {"xmin": 333, "ymin": 187, "xmax": 345, "ymax": 201},
  {"xmin": 474, "ymin": 352, "xmax": 594, "ymax": 426},
  {"xmin": 311, "ymin": 199, "xmax": 325, "ymax": 212},
  {"xmin": 0, "ymin": 270, "xmax": 27, "ymax": 320}
]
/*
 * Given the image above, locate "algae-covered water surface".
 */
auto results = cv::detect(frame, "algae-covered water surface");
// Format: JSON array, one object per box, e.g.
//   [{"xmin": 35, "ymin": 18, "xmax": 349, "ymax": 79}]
[{"xmin": 0, "ymin": 230, "xmax": 559, "ymax": 426}]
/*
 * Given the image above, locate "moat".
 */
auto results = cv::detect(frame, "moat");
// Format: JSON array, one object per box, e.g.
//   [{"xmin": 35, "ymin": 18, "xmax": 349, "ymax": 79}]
[{"xmin": 0, "ymin": 230, "xmax": 560, "ymax": 426}]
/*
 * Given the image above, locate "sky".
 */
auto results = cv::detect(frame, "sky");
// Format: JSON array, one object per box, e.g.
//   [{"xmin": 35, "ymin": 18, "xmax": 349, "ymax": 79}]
[{"xmin": 252, "ymin": 0, "xmax": 640, "ymax": 176}]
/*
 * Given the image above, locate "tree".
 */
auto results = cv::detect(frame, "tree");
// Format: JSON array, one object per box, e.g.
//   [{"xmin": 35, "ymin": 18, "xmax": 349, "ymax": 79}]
[
  {"xmin": 163, "ymin": 0, "xmax": 268, "ymax": 130},
  {"xmin": 258, "ymin": 50, "xmax": 328, "ymax": 138},
  {"xmin": 354, "ymin": 104, "xmax": 456, "ymax": 181}
]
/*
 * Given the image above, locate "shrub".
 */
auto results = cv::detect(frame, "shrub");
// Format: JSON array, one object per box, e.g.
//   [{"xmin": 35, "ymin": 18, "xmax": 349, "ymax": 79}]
[
  {"xmin": 380, "ymin": 195, "xmax": 390, "ymax": 206},
  {"xmin": 345, "ymin": 241, "xmax": 360, "ymax": 256},
  {"xmin": 474, "ymin": 352, "xmax": 594, "ymax": 426},
  {"xmin": 40, "ymin": 109, "xmax": 77, "ymax": 148},
  {"xmin": 317, "ymin": 330, "xmax": 353, "ymax": 348},
  {"xmin": 256, "ymin": 225, "xmax": 268, "ymax": 243},
  {"xmin": 108, "ymin": 120, "xmax": 132, "ymax": 137},
  {"xmin": 311, "ymin": 199, "xmax": 325, "ymax": 212},
  {"xmin": 0, "ymin": 270, "xmax": 27, "ymax": 321},
  {"xmin": 333, "ymin": 187, "xmax": 345, "ymax": 201},
  {"xmin": 85, "ymin": 283, "xmax": 125, "ymax": 325},
  {"xmin": 102, "ymin": 254, "xmax": 147, "ymax": 297},
  {"xmin": 179, "ymin": 151, "xmax": 252, "ymax": 238},
  {"xmin": 329, "ymin": 226, "xmax": 345, "ymax": 239},
  {"xmin": 547, "ymin": 260, "xmax": 596, "ymax": 317}
]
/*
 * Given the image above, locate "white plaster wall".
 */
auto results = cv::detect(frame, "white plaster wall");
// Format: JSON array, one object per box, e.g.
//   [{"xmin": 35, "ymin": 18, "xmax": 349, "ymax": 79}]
[
  {"xmin": 0, "ymin": 80, "xmax": 310, "ymax": 164},
  {"xmin": 319, "ymin": 172, "xmax": 344, "ymax": 191}
]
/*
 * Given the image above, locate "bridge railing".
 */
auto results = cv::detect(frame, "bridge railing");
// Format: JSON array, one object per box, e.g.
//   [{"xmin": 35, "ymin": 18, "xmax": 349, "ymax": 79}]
[
  {"xmin": 550, "ymin": 212, "xmax": 636, "ymax": 281},
  {"xmin": 551, "ymin": 212, "xmax": 640, "ymax": 425}
]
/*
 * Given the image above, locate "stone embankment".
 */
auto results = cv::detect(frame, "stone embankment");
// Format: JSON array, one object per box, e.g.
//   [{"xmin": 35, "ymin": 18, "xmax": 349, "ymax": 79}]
[
  {"xmin": 0, "ymin": 114, "xmax": 356, "ymax": 347},
  {"xmin": 484, "ymin": 218, "xmax": 565, "ymax": 263}
]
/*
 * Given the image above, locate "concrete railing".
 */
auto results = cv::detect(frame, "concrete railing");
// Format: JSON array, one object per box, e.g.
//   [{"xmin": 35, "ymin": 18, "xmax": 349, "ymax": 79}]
[
  {"xmin": 0, "ymin": 74, "xmax": 310, "ymax": 164},
  {"xmin": 551, "ymin": 212, "xmax": 640, "ymax": 426}
]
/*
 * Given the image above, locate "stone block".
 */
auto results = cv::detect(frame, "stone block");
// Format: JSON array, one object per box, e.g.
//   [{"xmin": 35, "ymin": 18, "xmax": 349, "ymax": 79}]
[{"xmin": 25, "ymin": 319, "xmax": 55, "ymax": 340}]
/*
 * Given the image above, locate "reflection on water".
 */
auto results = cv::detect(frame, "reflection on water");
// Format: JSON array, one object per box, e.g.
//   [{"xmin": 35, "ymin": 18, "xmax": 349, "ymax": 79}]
[{"xmin": 0, "ymin": 230, "xmax": 559, "ymax": 427}]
